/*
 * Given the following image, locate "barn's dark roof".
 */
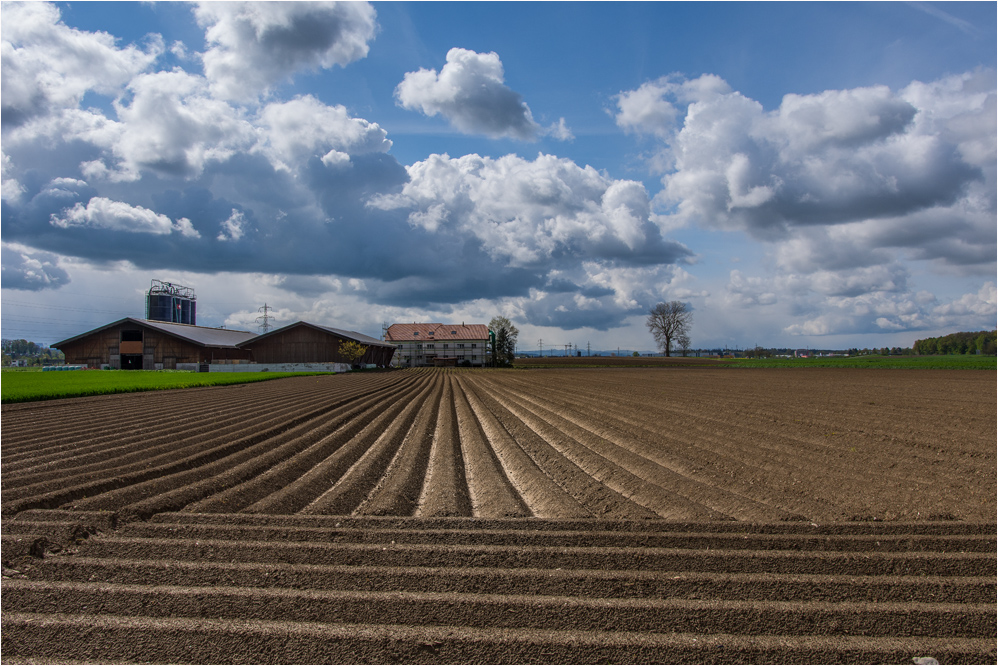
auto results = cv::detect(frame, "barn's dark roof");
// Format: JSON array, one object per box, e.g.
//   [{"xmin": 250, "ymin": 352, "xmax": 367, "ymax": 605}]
[
  {"xmin": 53, "ymin": 318, "xmax": 256, "ymax": 349},
  {"xmin": 239, "ymin": 321, "xmax": 394, "ymax": 349}
]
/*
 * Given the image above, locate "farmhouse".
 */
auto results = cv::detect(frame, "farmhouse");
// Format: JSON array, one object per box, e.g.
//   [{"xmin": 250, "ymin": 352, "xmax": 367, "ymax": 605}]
[
  {"xmin": 386, "ymin": 323, "xmax": 490, "ymax": 367},
  {"xmin": 239, "ymin": 321, "xmax": 395, "ymax": 367},
  {"xmin": 54, "ymin": 318, "xmax": 254, "ymax": 370},
  {"xmin": 54, "ymin": 318, "xmax": 396, "ymax": 370}
]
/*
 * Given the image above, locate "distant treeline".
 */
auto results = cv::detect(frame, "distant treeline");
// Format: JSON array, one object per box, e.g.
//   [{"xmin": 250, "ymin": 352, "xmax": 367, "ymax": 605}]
[
  {"xmin": 1, "ymin": 338, "xmax": 65, "ymax": 366},
  {"xmin": 912, "ymin": 330, "xmax": 996, "ymax": 356}
]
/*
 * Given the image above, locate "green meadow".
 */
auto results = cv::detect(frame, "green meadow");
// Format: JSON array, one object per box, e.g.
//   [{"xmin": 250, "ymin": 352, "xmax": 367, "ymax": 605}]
[{"xmin": 1, "ymin": 369, "xmax": 331, "ymax": 404}]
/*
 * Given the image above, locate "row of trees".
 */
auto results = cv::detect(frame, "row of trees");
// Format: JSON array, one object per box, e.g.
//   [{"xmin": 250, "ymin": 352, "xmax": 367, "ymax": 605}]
[
  {"xmin": 912, "ymin": 331, "xmax": 996, "ymax": 356},
  {"xmin": 644, "ymin": 306, "xmax": 997, "ymax": 359},
  {"xmin": 1, "ymin": 339, "xmax": 65, "ymax": 367}
]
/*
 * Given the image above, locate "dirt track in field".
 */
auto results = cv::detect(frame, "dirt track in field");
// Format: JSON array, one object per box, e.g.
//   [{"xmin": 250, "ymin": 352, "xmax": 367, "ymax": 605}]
[{"xmin": 2, "ymin": 367, "xmax": 995, "ymax": 663}]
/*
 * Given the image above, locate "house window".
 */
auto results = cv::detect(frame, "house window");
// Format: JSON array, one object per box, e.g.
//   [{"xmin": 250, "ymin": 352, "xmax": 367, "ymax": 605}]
[
  {"xmin": 121, "ymin": 330, "xmax": 143, "ymax": 342},
  {"xmin": 471, "ymin": 343, "xmax": 477, "ymax": 348},
  {"xmin": 457, "ymin": 344, "xmax": 464, "ymax": 348},
  {"xmin": 442, "ymin": 344, "xmax": 448, "ymax": 349},
  {"xmin": 426, "ymin": 344, "xmax": 434, "ymax": 349}
]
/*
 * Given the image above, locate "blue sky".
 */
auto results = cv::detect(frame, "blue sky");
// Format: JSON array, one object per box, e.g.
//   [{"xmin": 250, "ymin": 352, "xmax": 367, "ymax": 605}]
[{"xmin": 2, "ymin": 1, "xmax": 995, "ymax": 352}]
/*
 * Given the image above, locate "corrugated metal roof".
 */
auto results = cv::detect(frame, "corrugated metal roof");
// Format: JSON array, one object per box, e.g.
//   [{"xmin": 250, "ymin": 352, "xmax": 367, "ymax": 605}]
[
  {"xmin": 241, "ymin": 321, "xmax": 395, "ymax": 348},
  {"xmin": 52, "ymin": 318, "xmax": 256, "ymax": 349},
  {"xmin": 385, "ymin": 323, "xmax": 490, "ymax": 342},
  {"xmin": 139, "ymin": 319, "xmax": 257, "ymax": 347}
]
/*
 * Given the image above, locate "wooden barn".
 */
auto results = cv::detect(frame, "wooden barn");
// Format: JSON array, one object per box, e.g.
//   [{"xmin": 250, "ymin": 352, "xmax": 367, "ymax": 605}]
[
  {"xmin": 54, "ymin": 318, "xmax": 255, "ymax": 370},
  {"xmin": 238, "ymin": 322, "xmax": 396, "ymax": 367}
]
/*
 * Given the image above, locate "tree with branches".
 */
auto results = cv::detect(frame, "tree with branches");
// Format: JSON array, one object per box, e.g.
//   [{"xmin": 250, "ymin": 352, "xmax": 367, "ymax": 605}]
[
  {"xmin": 489, "ymin": 315, "xmax": 519, "ymax": 367},
  {"xmin": 647, "ymin": 301, "xmax": 692, "ymax": 357},
  {"xmin": 338, "ymin": 340, "xmax": 368, "ymax": 367}
]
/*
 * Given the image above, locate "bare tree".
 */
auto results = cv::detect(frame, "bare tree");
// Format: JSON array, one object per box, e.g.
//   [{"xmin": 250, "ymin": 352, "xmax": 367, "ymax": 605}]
[
  {"xmin": 677, "ymin": 332, "xmax": 692, "ymax": 357},
  {"xmin": 647, "ymin": 301, "xmax": 692, "ymax": 357}
]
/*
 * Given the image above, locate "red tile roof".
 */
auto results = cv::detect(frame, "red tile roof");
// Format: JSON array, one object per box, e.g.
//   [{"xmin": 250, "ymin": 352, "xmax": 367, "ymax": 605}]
[{"xmin": 385, "ymin": 323, "xmax": 490, "ymax": 342}]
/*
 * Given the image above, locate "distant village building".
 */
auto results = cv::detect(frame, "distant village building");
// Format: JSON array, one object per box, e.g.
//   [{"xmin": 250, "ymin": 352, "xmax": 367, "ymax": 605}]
[{"xmin": 385, "ymin": 323, "xmax": 490, "ymax": 367}]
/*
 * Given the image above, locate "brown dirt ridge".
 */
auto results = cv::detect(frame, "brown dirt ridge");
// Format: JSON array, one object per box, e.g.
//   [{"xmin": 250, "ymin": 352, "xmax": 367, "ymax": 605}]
[{"xmin": 2, "ymin": 367, "xmax": 995, "ymax": 663}]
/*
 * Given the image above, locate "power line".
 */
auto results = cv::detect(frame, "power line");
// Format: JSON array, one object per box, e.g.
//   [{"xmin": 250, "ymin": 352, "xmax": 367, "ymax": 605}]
[{"xmin": 2, "ymin": 301, "xmax": 134, "ymax": 316}]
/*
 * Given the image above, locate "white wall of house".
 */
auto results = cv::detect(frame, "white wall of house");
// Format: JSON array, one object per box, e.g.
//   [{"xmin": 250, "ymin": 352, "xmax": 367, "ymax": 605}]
[{"xmin": 393, "ymin": 339, "xmax": 488, "ymax": 367}]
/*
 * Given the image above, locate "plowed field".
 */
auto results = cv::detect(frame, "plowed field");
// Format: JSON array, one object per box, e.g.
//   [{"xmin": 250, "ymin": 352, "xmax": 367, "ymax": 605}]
[{"xmin": 3, "ymin": 368, "xmax": 995, "ymax": 663}]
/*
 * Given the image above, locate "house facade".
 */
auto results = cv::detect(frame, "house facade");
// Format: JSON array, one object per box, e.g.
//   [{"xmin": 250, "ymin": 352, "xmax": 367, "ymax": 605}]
[{"xmin": 385, "ymin": 323, "xmax": 490, "ymax": 367}]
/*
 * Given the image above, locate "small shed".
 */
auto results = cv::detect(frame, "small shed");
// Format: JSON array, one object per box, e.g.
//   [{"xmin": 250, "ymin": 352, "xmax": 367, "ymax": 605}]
[{"xmin": 239, "ymin": 321, "xmax": 396, "ymax": 367}]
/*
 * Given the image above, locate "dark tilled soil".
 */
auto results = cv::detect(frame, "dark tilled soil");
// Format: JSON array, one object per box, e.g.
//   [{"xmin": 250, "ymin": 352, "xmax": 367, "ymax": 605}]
[{"xmin": 2, "ymin": 368, "xmax": 995, "ymax": 663}]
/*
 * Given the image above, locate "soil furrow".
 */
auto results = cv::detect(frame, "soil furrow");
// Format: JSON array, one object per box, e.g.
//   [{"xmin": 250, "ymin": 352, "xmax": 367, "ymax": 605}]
[
  {"xmin": 485, "ymin": 373, "xmax": 833, "ymax": 518},
  {"xmin": 144, "ymin": 511, "xmax": 997, "ymax": 535},
  {"xmin": 416, "ymin": 376, "xmax": 473, "ymax": 517},
  {"xmin": 471, "ymin": 382, "xmax": 651, "ymax": 518},
  {"xmin": 452, "ymin": 376, "xmax": 530, "ymax": 518},
  {"xmin": 74, "ymin": 536, "xmax": 995, "ymax": 577},
  {"xmin": 112, "ymin": 521, "xmax": 996, "ymax": 553},
  {"xmin": 181, "ymin": 374, "xmax": 430, "ymax": 514},
  {"xmin": 300, "ymin": 379, "xmax": 438, "ymax": 515},
  {"xmin": 1, "ymin": 393, "xmax": 349, "ymax": 498},
  {"xmin": 6, "ymin": 579, "xmax": 994, "ymax": 638},
  {"xmin": 487, "ymin": 376, "xmax": 807, "ymax": 521},
  {"xmin": 24, "ymin": 556, "xmax": 996, "ymax": 604},
  {"xmin": 459, "ymin": 379, "xmax": 587, "ymax": 518},
  {"xmin": 240, "ymin": 378, "xmax": 434, "ymax": 515},
  {"xmin": 474, "ymin": 375, "xmax": 737, "ymax": 521},
  {"xmin": 1, "ymin": 382, "xmax": 364, "ymax": 481},
  {"xmin": 354, "ymin": 377, "xmax": 444, "ymax": 516},
  {"xmin": 6, "ymin": 612, "xmax": 993, "ymax": 665}
]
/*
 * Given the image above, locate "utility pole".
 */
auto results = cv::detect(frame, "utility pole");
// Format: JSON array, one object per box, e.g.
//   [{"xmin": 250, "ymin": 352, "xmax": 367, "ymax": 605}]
[
  {"xmin": 256, "ymin": 303, "xmax": 274, "ymax": 333},
  {"xmin": 587, "ymin": 341, "xmax": 590, "ymax": 357},
  {"xmin": 538, "ymin": 339, "xmax": 543, "ymax": 357}
]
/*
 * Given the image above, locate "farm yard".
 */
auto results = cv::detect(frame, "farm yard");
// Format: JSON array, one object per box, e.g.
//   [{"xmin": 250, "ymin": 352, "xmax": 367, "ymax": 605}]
[{"xmin": 2, "ymin": 367, "xmax": 995, "ymax": 663}]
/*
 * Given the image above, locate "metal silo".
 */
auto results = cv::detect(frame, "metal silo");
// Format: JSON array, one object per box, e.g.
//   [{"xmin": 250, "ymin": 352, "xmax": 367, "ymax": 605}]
[{"xmin": 146, "ymin": 280, "xmax": 197, "ymax": 325}]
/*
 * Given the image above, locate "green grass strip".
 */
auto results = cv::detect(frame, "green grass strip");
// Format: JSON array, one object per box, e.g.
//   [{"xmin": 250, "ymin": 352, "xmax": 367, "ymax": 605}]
[{"xmin": 1, "ymin": 370, "xmax": 333, "ymax": 404}]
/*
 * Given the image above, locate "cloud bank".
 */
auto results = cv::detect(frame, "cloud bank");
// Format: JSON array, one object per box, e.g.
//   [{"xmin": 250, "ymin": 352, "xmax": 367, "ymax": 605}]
[
  {"xmin": 1, "ymin": 2, "xmax": 993, "ymax": 346},
  {"xmin": 616, "ymin": 71, "xmax": 996, "ymax": 337},
  {"xmin": 1, "ymin": 3, "xmax": 676, "ymax": 332}
]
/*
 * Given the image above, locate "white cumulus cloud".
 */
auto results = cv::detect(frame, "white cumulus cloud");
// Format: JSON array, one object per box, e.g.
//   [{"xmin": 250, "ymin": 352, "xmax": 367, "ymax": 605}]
[
  {"xmin": 50, "ymin": 197, "xmax": 193, "ymax": 236},
  {"xmin": 396, "ymin": 48, "xmax": 555, "ymax": 141},
  {"xmin": 257, "ymin": 95, "xmax": 391, "ymax": 170},
  {"xmin": 1, "ymin": 2, "xmax": 161, "ymax": 126},
  {"xmin": 195, "ymin": 1, "xmax": 377, "ymax": 102},
  {"xmin": 373, "ymin": 152, "xmax": 688, "ymax": 267}
]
